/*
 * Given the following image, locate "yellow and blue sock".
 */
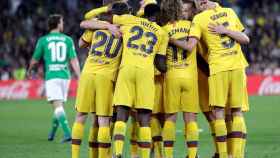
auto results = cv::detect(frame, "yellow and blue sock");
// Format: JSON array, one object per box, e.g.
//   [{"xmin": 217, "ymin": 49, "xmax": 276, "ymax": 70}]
[
  {"xmin": 151, "ymin": 117, "xmax": 163, "ymax": 158},
  {"xmin": 209, "ymin": 121, "xmax": 219, "ymax": 157},
  {"xmin": 214, "ymin": 119, "xmax": 228, "ymax": 158},
  {"xmin": 225, "ymin": 115, "xmax": 233, "ymax": 156},
  {"xmin": 71, "ymin": 122, "xmax": 84, "ymax": 158},
  {"xmin": 98, "ymin": 126, "xmax": 111, "ymax": 158},
  {"xmin": 138, "ymin": 127, "xmax": 152, "ymax": 158},
  {"xmin": 113, "ymin": 121, "xmax": 127, "ymax": 157},
  {"xmin": 89, "ymin": 126, "xmax": 99, "ymax": 158},
  {"xmin": 241, "ymin": 121, "xmax": 247, "ymax": 158},
  {"xmin": 230, "ymin": 116, "xmax": 244, "ymax": 158},
  {"xmin": 185, "ymin": 122, "xmax": 199, "ymax": 158},
  {"xmin": 162, "ymin": 121, "xmax": 176, "ymax": 158}
]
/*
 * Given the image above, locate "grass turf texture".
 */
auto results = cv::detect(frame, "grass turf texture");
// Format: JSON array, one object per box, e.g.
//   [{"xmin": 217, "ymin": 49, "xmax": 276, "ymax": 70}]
[{"xmin": 0, "ymin": 96, "xmax": 279, "ymax": 158}]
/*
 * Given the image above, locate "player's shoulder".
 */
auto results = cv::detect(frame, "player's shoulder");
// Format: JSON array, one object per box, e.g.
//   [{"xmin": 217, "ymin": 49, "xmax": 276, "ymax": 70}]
[
  {"xmin": 162, "ymin": 20, "xmax": 191, "ymax": 31},
  {"xmin": 153, "ymin": 22, "xmax": 166, "ymax": 35},
  {"xmin": 158, "ymin": 26, "xmax": 168, "ymax": 38},
  {"xmin": 59, "ymin": 34, "xmax": 75, "ymax": 44},
  {"xmin": 192, "ymin": 12, "xmax": 206, "ymax": 23},
  {"xmin": 178, "ymin": 20, "xmax": 192, "ymax": 26}
]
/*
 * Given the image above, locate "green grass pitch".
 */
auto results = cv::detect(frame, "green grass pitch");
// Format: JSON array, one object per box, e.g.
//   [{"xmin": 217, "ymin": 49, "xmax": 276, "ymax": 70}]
[{"xmin": 0, "ymin": 96, "xmax": 279, "ymax": 158}]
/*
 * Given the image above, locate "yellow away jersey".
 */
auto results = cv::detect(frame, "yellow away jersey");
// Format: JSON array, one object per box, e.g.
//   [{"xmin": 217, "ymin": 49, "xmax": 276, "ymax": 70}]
[
  {"xmin": 189, "ymin": 5, "xmax": 249, "ymax": 75},
  {"xmin": 113, "ymin": 14, "xmax": 168, "ymax": 70},
  {"xmin": 81, "ymin": 29, "xmax": 122, "ymax": 81},
  {"xmin": 163, "ymin": 20, "xmax": 197, "ymax": 79}
]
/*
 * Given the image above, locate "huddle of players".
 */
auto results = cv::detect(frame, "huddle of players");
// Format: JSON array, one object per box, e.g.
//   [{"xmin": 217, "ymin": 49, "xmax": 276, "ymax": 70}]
[{"xmin": 71, "ymin": 0, "xmax": 250, "ymax": 158}]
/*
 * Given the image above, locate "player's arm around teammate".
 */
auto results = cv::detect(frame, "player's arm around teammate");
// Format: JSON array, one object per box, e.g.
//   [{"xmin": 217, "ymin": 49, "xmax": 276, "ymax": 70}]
[
  {"xmin": 82, "ymin": 3, "xmax": 169, "ymax": 158},
  {"xmin": 160, "ymin": 1, "xmax": 200, "ymax": 158},
  {"xmin": 169, "ymin": 1, "xmax": 250, "ymax": 158},
  {"xmin": 72, "ymin": 3, "xmax": 128, "ymax": 158},
  {"xmin": 207, "ymin": 7, "xmax": 250, "ymax": 158}
]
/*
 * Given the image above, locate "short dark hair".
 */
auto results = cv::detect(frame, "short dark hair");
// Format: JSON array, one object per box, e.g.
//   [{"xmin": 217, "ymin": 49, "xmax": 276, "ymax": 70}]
[
  {"xmin": 111, "ymin": 2, "xmax": 130, "ymax": 15},
  {"xmin": 48, "ymin": 14, "xmax": 63, "ymax": 31},
  {"xmin": 144, "ymin": 4, "xmax": 160, "ymax": 17}
]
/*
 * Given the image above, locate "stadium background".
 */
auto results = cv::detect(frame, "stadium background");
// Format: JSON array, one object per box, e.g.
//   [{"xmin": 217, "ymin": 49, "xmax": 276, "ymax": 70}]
[{"xmin": 0, "ymin": 0, "xmax": 279, "ymax": 158}]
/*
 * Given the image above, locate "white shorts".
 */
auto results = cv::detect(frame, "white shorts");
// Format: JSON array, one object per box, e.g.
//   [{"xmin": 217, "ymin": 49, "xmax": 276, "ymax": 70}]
[{"xmin": 45, "ymin": 79, "xmax": 70, "ymax": 102}]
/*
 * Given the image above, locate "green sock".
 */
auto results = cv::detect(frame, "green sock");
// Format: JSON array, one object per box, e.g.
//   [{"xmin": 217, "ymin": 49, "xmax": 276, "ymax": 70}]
[
  {"xmin": 55, "ymin": 107, "xmax": 71, "ymax": 138},
  {"xmin": 50, "ymin": 114, "xmax": 59, "ymax": 134}
]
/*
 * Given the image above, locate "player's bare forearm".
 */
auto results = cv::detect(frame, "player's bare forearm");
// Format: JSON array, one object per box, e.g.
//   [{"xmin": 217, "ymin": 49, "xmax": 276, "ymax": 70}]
[
  {"xmin": 208, "ymin": 23, "xmax": 250, "ymax": 44},
  {"xmin": 80, "ymin": 19, "xmax": 121, "ymax": 37},
  {"xmin": 80, "ymin": 19, "xmax": 110, "ymax": 30},
  {"xmin": 70, "ymin": 58, "xmax": 81, "ymax": 79},
  {"xmin": 169, "ymin": 37, "xmax": 197, "ymax": 52},
  {"xmin": 224, "ymin": 29, "xmax": 250, "ymax": 45}
]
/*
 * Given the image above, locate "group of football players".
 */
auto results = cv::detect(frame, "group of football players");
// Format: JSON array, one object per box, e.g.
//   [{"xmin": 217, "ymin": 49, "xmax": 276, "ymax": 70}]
[{"xmin": 70, "ymin": 0, "xmax": 250, "ymax": 158}]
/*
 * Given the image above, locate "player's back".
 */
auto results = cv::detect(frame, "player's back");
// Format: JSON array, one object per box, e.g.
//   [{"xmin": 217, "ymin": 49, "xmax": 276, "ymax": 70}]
[
  {"xmin": 163, "ymin": 20, "xmax": 197, "ymax": 79},
  {"xmin": 33, "ymin": 32, "xmax": 76, "ymax": 80},
  {"xmin": 191, "ymin": 6, "xmax": 247, "ymax": 74},
  {"xmin": 113, "ymin": 14, "xmax": 166, "ymax": 70},
  {"xmin": 81, "ymin": 29, "xmax": 122, "ymax": 81}
]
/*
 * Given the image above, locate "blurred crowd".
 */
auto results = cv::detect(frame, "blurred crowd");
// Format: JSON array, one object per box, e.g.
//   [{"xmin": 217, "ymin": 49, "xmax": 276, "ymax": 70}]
[{"xmin": 0, "ymin": 0, "xmax": 279, "ymax": 80}]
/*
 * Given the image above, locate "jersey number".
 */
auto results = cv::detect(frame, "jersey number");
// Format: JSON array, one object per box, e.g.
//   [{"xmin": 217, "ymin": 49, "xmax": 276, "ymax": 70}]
[
  {"xmin": 170, "ymin": 44, "xmax": 187, "ymax": 62},
  {"xmin": 220, "ymin": 22, "xmax": 235, "ymax": 49},
  {"xmin": 92, "ymin": 31, "xmax": 122, "ymax": 58},
  {"xmin": 127, "ymin": 26, "xmax": 158, "ymax": 54},
  {"xmin": 48, "ymin": 42, "xmax": 67, "ymax": 62}
]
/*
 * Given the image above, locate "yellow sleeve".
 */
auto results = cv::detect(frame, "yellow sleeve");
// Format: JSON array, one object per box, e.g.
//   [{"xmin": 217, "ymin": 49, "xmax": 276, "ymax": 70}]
[
  {"xmin": 230, "ymin": 9, "xmax": 245, "ymax": 32},
  {"xmin": 113, "ymin": 14, "xmax": 133, "ymax": 25},
  {"xmin": 157, "ymin": 30, "xmax": 169, "ymax": 55},
  {"xmin": 84, "ymin": 6, "xmax": 109, "ymax": 20},
  {"xmin": 81, "ymin": 30, "xmax": 94, "ymax": 44},
  {"xmin": 189, "ymin": 16, "xmax": 202, "ymax": 40}
]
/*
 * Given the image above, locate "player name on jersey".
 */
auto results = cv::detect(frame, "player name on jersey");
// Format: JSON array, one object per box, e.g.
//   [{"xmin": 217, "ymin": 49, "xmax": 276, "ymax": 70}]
[
  {"xmin": 46, "ymin": 36, "xmax": 66, "ymax": 42},
  {"xmin": 210, "ymin": 12, "xmax": 227, "ymax": 20},
  {"xmin": 168, "ymin": 28, "xmax": 189, "ymax": 37},
  {"xmin": 140, "ymin": 21, "xmax": 159, "ymax": 32}
]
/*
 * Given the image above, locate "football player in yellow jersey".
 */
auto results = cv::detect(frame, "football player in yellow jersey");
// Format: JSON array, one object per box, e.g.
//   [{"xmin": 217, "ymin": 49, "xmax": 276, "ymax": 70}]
[
  {"xmin": 71, "ymin": 4, "xmax": 128, "ymax": 158},
  {"xmin": 170, "ymin": 0, "xmax": 250, "ymax": 158},
  {"xmin": 197, "ymin": 40, "xmax": 250, "ymax": 158},
  {"xmin": 80, "ymin": 3, "xmax": 169, "ymax": 158},
  {"xmin": 85, "ymin": 1, "xmax": 165, "ymax": 157},
  {"xmin": 139, "ymin": 1, "xmax": 165, "ymax": 158},
  {"xmin": 160, "ymin": 0, "xmax": 199, "ymax": 158},
  {"xmin": 111, "ymin": 4, "xmax": 168, "ymax": 158}
]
